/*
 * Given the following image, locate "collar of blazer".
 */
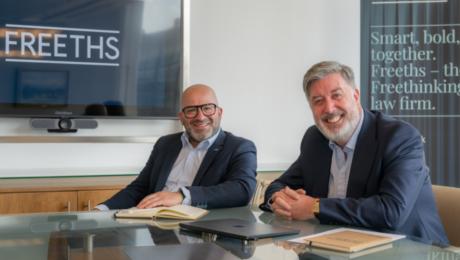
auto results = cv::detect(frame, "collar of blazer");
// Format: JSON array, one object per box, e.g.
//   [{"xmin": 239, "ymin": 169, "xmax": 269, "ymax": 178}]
[
  {"xmin": 192, "ymin": 130, "xmax": 226, "ymax": 186},
  {"xmin": 346, "ymin": 108, "xmax": 379, "ymax": 199},
  {"xmin": 310, "ymin": 109, "xmax": 378, "ymax": 199},
  {"xmin": 154, "ymin": 130, "xmax": 226, "ymax": 192}
]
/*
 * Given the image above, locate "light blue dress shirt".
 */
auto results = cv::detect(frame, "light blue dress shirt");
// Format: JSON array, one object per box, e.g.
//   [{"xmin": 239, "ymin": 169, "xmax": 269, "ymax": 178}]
[
  {"xmin": 164, "ymin": 128, "xmax": 221, "ymax": 205},
  {"xmin": 327, "ymin": 108, "xmax": 364, "ymax": 199},
  {"xmin": 266, "ymin": 110, "xmax": 364, "ymax": 208},
  {"xmin": 95, "ymin": 128, "xmax": 220, "ymax": 210}
]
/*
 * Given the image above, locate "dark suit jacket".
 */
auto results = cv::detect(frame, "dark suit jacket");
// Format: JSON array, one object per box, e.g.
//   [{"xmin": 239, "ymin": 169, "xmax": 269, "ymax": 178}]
[
  {"xmin": 262, "ymin": 109, "xmax": 449, "ymax": 244},
  {"xmin": 103, "ymin": 130, "xmax": 257, "ymax": 209}
]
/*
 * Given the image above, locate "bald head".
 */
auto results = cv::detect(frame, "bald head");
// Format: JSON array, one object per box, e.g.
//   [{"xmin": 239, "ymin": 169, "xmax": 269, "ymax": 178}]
[
  {"xmin": 181, "ymin": 84, "xmax": 219, "ymax": 109},
  {"xmin": 178, "ymin": 84, "xmax": 222, "ymax": 148}
]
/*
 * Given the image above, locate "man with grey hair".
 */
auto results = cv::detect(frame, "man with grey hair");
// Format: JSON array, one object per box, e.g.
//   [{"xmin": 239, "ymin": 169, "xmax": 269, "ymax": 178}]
[{"xmin": 260, "ymin": 61, "xmax": 449, "ymax": 244}]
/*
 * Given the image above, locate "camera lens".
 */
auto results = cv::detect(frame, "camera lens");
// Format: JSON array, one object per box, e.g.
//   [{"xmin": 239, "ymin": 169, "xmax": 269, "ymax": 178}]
[
  {"xmin": 58, "ymin": 221, "xmax": 72, "ymax": 231},
  {"xmin": 58, "ymin": 118, "xmax": 72, "ymax": 130}
]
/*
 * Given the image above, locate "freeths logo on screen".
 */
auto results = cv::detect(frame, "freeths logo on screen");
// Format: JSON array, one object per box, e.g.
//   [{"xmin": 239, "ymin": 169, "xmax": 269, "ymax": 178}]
[{"xmin": 3, "ymin": 24, "xmax": 120, "ymax": 66}]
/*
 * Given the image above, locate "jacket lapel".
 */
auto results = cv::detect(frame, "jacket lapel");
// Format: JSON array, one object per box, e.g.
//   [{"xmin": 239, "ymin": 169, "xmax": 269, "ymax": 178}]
[
  {"xmin": 346, "ymin": 109, "xmax": 378, "ymax": 199},
  {"xmin": 310, "ymin": 134, "xmax": 333, "ymax": 198},
  {"xmin": 154, "ymin": 138, "xmax": 183, "ymax": 192},
  {"xmin": 191, "ymin": 130, "xmax": 225, "ymax": 186}
]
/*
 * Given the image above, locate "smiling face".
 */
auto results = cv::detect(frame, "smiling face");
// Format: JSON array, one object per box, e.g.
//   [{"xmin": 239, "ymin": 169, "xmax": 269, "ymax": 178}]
[
  {"xmin": 179, "ymin": 85, "xmax": 222, "ymax": 148},
  {"xmin": 308, "ymin": 73, "xmax": 362, "ymax": 148}
]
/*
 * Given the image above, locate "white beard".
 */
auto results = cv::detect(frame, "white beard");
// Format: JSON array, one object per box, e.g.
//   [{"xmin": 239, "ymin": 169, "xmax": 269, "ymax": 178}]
[{"xmin": 316, "ymin": 105, "xmax": 360, "ymax": 144}]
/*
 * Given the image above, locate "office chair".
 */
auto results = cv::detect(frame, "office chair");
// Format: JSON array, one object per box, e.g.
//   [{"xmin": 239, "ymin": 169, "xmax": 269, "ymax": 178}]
[
  {"xmin": 249, "ymin": 179, "xmax": 267, "ymax": 205},
  {"xmin": 432, "ymin": 185, "xmax": 460, "ymax": 247}
]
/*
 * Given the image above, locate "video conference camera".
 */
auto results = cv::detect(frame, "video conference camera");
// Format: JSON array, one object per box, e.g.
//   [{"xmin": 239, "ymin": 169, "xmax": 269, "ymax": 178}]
[{"xmin": 29, "ymin": 118, "xmax": 98, "ymax": 133}]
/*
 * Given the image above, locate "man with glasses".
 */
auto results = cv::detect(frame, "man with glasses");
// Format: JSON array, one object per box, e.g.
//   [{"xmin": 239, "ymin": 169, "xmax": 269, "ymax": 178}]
[{"xmin": 94, "ymin": 84, "xmax": 257, "ymax": 210}]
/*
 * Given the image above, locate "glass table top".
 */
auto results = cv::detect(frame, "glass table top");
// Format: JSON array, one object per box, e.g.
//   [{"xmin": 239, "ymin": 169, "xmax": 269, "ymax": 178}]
[{"xmin": 0, "ymin": 205, "xmax": 458, "ymax": 260}]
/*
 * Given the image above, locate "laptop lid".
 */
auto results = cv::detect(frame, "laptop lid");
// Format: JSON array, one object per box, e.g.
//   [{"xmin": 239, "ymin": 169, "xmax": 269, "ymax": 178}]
[{"xmin": 179, "ymin": 218, "xmax": 300, "ymax": 241}]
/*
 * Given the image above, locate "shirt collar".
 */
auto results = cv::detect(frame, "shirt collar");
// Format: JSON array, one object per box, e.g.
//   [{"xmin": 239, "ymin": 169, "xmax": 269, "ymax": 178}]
[
  {"xmin": 181, "ymin": 127, "xmax": 221, "ymax": 150},
  {"xmin": 329, "ymin": 108, "xmax": 364, "ymax": 151}
]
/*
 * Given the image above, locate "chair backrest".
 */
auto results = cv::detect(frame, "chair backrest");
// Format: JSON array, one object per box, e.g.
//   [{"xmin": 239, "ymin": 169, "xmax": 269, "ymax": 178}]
[
  {"xmin": 249, "ymin": 179, "xmax": 267, "ymax": 205},
  {"xmin": 432, "ymin": 185, "xmax": 460, "ymax": 247}
]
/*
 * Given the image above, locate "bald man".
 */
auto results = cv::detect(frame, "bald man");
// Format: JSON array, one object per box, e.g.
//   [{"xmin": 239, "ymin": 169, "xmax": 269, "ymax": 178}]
[{"xmin": 95, "ymin": 85, "xmax": 257, "ymax": 210}]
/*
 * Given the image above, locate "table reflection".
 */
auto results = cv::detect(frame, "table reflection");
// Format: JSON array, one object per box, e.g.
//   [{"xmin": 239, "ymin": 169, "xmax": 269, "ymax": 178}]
[{"xmin": 0, "ymin": 206, "xmax": 458, "ymax": 260}]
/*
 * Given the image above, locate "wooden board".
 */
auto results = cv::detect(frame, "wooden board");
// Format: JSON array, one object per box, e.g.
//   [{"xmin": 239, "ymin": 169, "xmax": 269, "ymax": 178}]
[
  {"xmin": 0, "ymin": 191, "xmax": 77, "ymax": 214},
  {"xmin": 77, "ymin": 190, "xmax": 121, "ymax": 211},
  {"xmin": 0, "ymin": 176, "xmax": 133, "ymax": 193}
]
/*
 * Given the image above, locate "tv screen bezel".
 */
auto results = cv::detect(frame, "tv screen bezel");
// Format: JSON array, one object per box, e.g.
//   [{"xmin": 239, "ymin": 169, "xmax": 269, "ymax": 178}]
[{"xmin": 0, "ymin": 0, "xmax": 186, "ymax": 121}]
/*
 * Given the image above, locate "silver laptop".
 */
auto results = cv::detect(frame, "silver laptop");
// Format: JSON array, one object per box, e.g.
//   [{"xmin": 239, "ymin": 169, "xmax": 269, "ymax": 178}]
[{"xmin": 179, "ymin": 218, "xmax": 300, "ymax": 241}]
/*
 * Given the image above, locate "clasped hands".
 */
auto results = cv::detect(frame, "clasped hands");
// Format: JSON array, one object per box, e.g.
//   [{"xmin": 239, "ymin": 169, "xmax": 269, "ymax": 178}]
[{"xmin": 270, "ymin": 186, "xmax": 319, "ymax": 221}]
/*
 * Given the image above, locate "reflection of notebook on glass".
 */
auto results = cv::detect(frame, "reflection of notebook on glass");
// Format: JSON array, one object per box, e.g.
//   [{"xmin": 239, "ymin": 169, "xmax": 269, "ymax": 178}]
[
  {"xmin": 179, "ymin": 218, "xmax": 300, "ymax": 241},
  {"xmin": 301, "ymin": 243, "xmax": 393, "ymax": 259},
  {"xmin": 123, "ymin": 243, "xmax": 239, "ymax": 260}
]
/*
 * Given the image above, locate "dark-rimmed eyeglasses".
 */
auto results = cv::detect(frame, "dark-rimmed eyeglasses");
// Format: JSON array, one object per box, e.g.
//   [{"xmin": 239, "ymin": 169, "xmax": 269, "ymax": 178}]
[{"xmin": 181, "ymin": 103, "xmax": 218, "ymax": 119}]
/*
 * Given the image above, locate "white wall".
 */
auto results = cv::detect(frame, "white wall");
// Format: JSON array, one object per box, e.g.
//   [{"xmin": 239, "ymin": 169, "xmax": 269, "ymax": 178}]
[
  {"xmin": 0, "ymin": 0, "xmax": 360, "ymax": 177},
  {"xmin": 189, "ymin": 0, "xmax": 361, "ymax": 170},
  {"xmin": 0, "ymin": 118, "xmax": 179, "ymax": 176}
]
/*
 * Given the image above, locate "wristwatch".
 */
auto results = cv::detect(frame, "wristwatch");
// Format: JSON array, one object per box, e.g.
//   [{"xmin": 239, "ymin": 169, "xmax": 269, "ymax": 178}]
[
  {"xmin": 178, "ymin": 189, "xmax": 185, "ymax": 202},
  {"xmin": 312, "ymin": 200, "xmax": 320, "ymax": 219}
]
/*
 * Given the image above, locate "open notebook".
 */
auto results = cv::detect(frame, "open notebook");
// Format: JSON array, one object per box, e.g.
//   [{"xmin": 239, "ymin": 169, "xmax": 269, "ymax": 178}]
[{"xmin": 113, "ymin": 205, "xmax": 208, "ymax": 220}]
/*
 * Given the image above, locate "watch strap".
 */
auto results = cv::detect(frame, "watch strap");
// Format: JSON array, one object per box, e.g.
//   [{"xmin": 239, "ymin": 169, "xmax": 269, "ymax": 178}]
[
  {"xmin": 313, "ymin": 200, "xmax": 320, "ymax": 219},
  {"xmin": 178, "ymin": 189, "xmax": 185, "ymax": 201}
]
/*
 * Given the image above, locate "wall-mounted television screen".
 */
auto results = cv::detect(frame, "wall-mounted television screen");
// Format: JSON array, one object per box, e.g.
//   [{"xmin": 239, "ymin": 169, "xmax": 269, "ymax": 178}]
[{"xmin": 0, "ymin": 0, "xmax": 182, "ymax": 119}]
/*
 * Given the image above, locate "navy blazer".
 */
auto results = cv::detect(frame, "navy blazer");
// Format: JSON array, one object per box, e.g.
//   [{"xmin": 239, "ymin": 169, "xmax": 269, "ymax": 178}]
[
  {"xmin": 262, "ymin": 109, "xmax": 449, "ymax": 244},
  {"xmin": 103, "ymin": 130, "xmax": 257, "ymax": 209}
]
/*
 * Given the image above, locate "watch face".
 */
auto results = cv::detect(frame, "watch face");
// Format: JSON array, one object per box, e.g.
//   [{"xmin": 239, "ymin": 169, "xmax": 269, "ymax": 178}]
[{"xmin": 313, "ymin": 201, "xmax": 320, "ymax": 213}]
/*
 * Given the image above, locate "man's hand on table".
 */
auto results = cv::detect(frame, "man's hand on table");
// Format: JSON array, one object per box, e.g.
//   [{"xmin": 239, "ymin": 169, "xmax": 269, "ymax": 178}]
[
  {"xmin": 137, "ymin": 191, "xmax": 183, "ymax": 209},
  {"xmin": 270, "ymin": 186, "xmax": 318, "ymax": 221}
]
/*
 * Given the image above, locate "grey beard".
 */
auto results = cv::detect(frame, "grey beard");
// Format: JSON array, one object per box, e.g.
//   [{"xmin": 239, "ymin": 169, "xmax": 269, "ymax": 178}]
[
  {"xmin": 317, "ymin": 109, "xmax": 360, "ymax": 144},
  {"xmin": 186, "ymin": 123, "xmax": 220, "ymax": 143}
]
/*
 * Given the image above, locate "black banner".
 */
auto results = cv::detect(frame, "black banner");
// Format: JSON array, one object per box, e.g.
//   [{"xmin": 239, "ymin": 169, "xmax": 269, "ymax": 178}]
[{"xmin": 361, "ymin": 0, "xmax": 460, "ymax": 187}]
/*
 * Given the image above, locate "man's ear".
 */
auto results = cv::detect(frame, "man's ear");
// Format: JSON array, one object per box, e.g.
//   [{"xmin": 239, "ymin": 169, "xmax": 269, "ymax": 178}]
[
  {"xmin": 217, "ymin": 107, "xmax": 223, "ymax": 119},
  {"xmin": 353, "ymin": 88, "xmax": 360, "ymax": 104},
  {"xmin": 178, "ymin": 112, "xmax": 184, "ymax": 125}
]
